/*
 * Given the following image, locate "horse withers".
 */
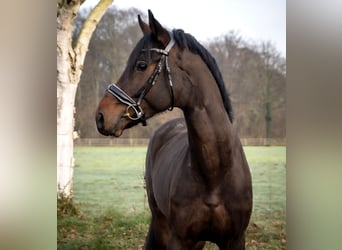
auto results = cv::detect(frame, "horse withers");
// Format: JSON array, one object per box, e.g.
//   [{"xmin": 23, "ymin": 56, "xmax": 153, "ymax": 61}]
[{"xmin": 95, "ymin": 10, "xmax": 252, "ymax": 250}]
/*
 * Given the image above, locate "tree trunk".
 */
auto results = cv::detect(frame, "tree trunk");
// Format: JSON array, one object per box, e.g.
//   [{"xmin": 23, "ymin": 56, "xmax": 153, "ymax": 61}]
[
  {"xmin": 265, "ymin": 82, "xmax": 272, "ymax": 139},
  {"xmin": 57, "ymin": 0, "xmax": 113, "ymax": 197},
  {"xmin": 260, "ymin": 42, "xmax": 276, "ymax": 141},
  {"xmin": 57, "ymin": 83, "xmax": 78, "ymax": 196},
  {"xmin": 57, "ymin": 1, "xmax": 81, "ymax": 197}
]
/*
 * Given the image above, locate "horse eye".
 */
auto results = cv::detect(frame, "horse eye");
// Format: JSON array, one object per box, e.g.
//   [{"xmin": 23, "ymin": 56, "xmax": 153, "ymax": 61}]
[{"xmin": 136, "ymin": 61, "xmax": 148, "ymax": 71}]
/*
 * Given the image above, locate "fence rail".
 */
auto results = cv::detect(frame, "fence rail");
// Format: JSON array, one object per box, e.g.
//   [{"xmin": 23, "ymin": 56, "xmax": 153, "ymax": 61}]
[{"xmin": 75, "ymin": 138, "xmax": 286, "ymax": 147}]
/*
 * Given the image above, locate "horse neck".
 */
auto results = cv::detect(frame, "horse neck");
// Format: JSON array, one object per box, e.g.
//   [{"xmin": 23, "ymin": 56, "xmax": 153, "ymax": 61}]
[{"xmin": 180, "ymin": 53, "xmax": 237, "ymax": 189}]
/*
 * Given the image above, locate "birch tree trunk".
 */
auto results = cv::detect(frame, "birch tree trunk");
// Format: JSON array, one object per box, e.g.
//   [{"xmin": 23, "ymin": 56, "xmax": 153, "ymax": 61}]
[{"xmin": 57, "ymin": 0, "xmax": 113, "ymax": 197}]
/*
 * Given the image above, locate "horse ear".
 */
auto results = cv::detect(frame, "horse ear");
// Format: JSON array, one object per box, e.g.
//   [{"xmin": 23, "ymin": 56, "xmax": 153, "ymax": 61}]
[
  {"xmin": 148, "ymin": 9, "xmax": 170, "ymax": 46},
  {"xmin": 138, "ymin": 14, "xmax": 150, "ymax": 34}
]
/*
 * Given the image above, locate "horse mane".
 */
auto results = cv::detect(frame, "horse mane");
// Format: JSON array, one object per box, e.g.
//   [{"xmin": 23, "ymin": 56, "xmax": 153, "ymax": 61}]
[
  {"xmin": 126, "ymin": 28, "xmax": 233, "ymax": 122},
  {"xmin": 172, "ymin": 29, "xmax": 233, "ymax": 123}
]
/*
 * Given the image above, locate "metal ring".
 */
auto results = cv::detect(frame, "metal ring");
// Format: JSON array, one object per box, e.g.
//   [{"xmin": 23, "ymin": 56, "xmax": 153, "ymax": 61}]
[{"xmin": 125, "ymin": 105, "xmax": 143, "ymax": 120}]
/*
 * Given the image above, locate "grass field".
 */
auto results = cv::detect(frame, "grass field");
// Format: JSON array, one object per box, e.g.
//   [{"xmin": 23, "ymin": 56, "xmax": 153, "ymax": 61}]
[{"xmin": 58, "ymin": 146, "xmax": 286, "ymax": 249}]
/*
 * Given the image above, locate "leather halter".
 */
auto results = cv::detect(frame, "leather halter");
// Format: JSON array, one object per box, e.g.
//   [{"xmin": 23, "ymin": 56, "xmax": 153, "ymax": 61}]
[{"xmin": 106, "ymin": 32, "xmax": 175, "ymax": 126}]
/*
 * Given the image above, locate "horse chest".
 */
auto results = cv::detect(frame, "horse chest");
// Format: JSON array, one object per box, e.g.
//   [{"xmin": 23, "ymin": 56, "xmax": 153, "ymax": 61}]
[{"xmin": 170, "ymin": 196, "xmax": 231, "ymax": 239}]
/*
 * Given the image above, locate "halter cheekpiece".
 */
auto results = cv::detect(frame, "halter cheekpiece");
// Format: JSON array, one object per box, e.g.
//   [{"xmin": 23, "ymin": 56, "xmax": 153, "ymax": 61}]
[{"xmin": 106, "ymin": 31, "xmax": 175, "ymax": 126}]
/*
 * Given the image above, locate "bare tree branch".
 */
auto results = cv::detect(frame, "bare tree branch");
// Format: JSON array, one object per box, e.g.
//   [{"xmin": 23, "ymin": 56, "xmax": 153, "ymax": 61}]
[{"xmin": 74, "ymin": 0, "xmax": 114, "ymax": 71}]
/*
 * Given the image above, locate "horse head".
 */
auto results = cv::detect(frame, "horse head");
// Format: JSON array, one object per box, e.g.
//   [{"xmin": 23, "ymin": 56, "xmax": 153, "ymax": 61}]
[{"xmin": 96, "ymin": 10, "xmax": 179, "ymax": 137}]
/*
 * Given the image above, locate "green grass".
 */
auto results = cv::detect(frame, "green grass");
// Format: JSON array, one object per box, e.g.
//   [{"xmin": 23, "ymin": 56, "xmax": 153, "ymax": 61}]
[
  {"xmin": 58, "ymin": 146, "xmax": 286, "ymax": 249},
  {"xmin": 243, "ymin": 146, "xmax": 286, "ymax": 249},
  {"xmin": 73, "ymin": 147, "xmax": 148, "ymax": 216}
]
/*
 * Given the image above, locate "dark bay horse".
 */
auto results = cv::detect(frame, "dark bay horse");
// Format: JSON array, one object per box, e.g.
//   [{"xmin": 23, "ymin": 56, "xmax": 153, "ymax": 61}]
[{"xmin": 95, "ymin": 10, "xmax": 252, "ymax": 249}]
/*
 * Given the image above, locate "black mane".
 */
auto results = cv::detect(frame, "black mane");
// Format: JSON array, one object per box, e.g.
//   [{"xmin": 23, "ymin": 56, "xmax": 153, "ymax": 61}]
[
  {"xmin": 172, "ymin": 29, "xmax": 233, "ymax": 122},
  {"xmin": 126, "ymin": 28, "xmax": 233, "ymax": 122}
]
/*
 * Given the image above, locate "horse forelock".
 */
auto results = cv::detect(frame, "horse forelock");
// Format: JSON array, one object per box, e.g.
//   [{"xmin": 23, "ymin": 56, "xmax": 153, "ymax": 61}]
[{"xmin": 126, "ymin": 33, "xmax": 153, "ymax": 74}]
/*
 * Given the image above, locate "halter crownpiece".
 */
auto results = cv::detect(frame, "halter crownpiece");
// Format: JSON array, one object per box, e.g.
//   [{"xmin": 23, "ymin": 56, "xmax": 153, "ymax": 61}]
[{"xmin": 106, "ymin": 31, "xmax": 175, "ymax": 126}]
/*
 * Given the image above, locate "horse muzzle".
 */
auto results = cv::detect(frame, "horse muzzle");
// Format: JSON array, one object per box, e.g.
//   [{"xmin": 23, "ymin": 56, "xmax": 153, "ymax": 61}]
[{"xmin": 95, "ymin": 96, "xmax": 132, "ymax": 137}]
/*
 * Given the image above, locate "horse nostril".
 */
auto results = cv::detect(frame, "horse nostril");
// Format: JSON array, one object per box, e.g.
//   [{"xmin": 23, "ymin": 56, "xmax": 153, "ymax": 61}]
[{"xmin": 96, "ymin": 112, "xmax": 105, "ymax": 130}]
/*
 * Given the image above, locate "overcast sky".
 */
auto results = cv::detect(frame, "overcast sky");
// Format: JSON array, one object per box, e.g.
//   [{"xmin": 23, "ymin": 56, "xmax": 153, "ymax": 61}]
[{"xmin": 81, "ymin": 0, "xmax": 286, "ymax": 57}]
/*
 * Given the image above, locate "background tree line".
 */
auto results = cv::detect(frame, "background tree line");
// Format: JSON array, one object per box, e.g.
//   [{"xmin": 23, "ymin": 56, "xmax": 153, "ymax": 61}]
[{"xmin": 74, "ymin": 6, "xmax": 286, "ymax": 139}]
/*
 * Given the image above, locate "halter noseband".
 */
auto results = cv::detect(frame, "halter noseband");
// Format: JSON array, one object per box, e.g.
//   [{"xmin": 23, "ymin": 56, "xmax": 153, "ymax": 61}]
[{"xmin": 106, "ymin": 32, "xmax": 175, "ymax": 126}]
